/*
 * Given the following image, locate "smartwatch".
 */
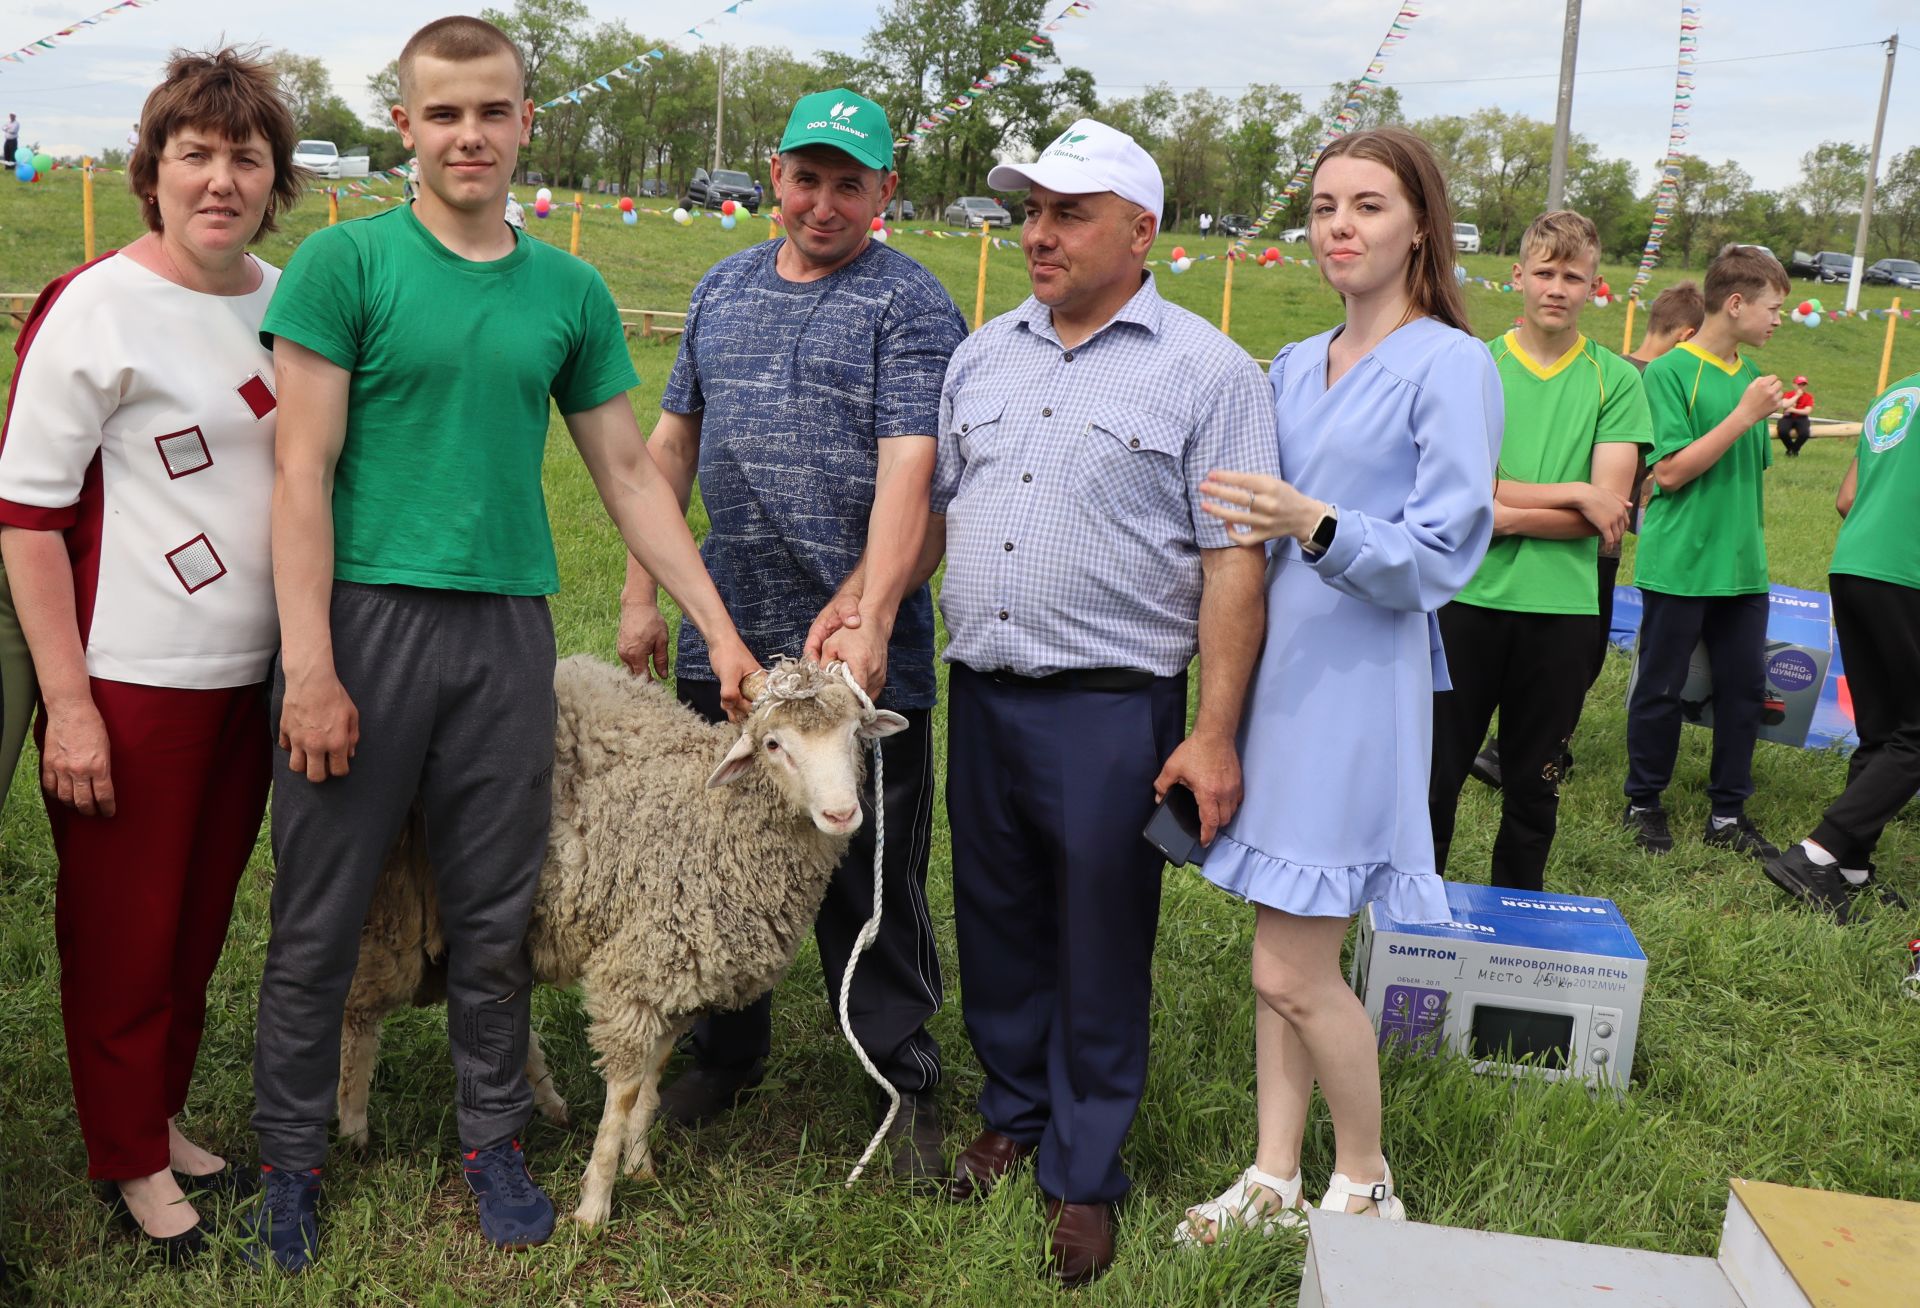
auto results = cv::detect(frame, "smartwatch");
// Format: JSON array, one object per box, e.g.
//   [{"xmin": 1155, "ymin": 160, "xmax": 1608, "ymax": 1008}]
[{"xmin": 1303, "ymin": 504, "xmax": 1339, "ymax": 559}]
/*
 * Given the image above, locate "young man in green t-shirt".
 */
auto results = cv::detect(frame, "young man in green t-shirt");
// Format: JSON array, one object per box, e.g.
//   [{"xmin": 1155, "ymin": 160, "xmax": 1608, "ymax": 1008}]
[
  {"xmin": 1764, "ymin": 374, "xmax": 1920, "ymax": 920},
  {"xmin": 244, "ymin": 17, "xmax": 758, "ymax": 1272},
  {"xmin": 1429, "ymin": 210, "xmax": 1649, "ymax": 891},
  {"xmin": 1622, "ymin": 243, "xmax": 1788, "ymax": 858}
]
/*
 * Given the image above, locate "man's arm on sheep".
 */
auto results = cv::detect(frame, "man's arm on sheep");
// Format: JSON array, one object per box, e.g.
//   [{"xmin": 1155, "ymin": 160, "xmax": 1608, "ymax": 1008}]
[
  {"xmin": 272, "ymin": 338, "xmax": 359, "ymax": 783},
  {"xmin": 564, "ymin": 397, "xmax": 759, "ymax": 720},
  {"xmin": 816, "ymin": 435, "xmax": 935, "ymax": 699},
  {"xmin": 615, "ymin": 408, "xmax": 701, "ymax": 681},
  {"xmin": 804, "ymin": 513, "xmax": 947, "ymax": 663},
  {"xmin": 1150, "ymin": 546, "xmax": 1265, "ymax": 844}
]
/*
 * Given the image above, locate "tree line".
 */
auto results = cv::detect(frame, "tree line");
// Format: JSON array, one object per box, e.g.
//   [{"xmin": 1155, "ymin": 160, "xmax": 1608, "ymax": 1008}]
[{"xmin": 96, "ymin": 0, "xmax": 1917, "ymax": 266}]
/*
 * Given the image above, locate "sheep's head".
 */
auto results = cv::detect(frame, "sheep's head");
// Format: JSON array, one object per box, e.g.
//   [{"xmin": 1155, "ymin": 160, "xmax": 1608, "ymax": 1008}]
[{"xmin": 704, "ymin": 659, "xmax": 908, "ymax": 835}]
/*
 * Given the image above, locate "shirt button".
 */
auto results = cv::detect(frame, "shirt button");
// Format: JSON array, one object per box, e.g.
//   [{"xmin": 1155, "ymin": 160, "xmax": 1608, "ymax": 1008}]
[
  {"xmin": 1003, "ymin": 541, "xmax": 1014, "ymax": 552},
  {"xmin": 998, "ymin": 609, "xmax": 1009, "ymax": 621},
  {"xmin": 1129, "ymin": 437, "xmax": 1140, "ymax": 449},
  {"xmin": 1021, "ymin": 472, "xmax": 1033, "ymax": 483},
  {"xmin": 961, "ymin": 422, "xmax": 971, "ymax": 433},
  {"xmin": 1042, "ymin": 407, "xmax": 1053, "ymax": 417},
  {"xmin": 1062, "ymin": 350, "xmax": 1075, "ymax": 362}
]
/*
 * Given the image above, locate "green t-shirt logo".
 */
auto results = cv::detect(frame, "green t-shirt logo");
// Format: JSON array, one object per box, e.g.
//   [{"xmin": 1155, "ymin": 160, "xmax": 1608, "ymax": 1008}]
[{"xmin": 1868, "ymin": 388, "xmax": 1916, "ymax": 452}]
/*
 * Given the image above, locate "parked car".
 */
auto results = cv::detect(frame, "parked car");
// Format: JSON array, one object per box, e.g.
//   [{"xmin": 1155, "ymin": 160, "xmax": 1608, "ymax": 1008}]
[
  {"xmin": 1454, "ymin": 221, "xmax": 1481, "ymax": 254},
  {"xmin": 944, "ymin": 196, "xmax": 1013, "ymax": 228},
  {"xmin": 637, "ymin": 177, "xmax": 667, "ymax": 197},
  {"xmin": 293, "ymin": 139, "xmax": 340, "ymax": 179},
  {"xmin": 338, "ymin": 145, "xmax": 371, "ymax": 180},
  {"xmin": 1788, "ymin": 250, "xmax": 1821, "ymax": 279},
  {"xmin": 1813, "ymin": 251, "xmax": 1853, "ymax": 282},
  {"xmin": 1278, "ymin": 226, "xmax": 1308, "ymax": 244},
  {"xmin": 684, "ymin": 167, "xmax": 759, "ymax": 214},
  {"xmin": 1217, "ymin": 213, "xmax": 1258, "ymax": 238},
  {"xmin": 1865, "ymin": 258, "xmax": 1920, "ymax": 289},
  {"xmin": 889, "ymin": 198, "xmax": 916, "ymax": 222}
]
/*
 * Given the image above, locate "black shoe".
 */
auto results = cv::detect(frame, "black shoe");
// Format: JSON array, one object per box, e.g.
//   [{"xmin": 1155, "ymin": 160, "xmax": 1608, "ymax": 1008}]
[
  {"xmin": 1838, "ymin": 864, "xmax": 1908, "ymax": 922},
  {"xmin": 656, "ymin": 1058, "xmax": 766, "ymax": 1128},
  {"xmin": 1622, "ymin": 804, "xmax": 1673, "ymax": 854},
  {"xmin": 94, "ymin": 1182, "xmax": 209, "ymax": 1264},
  {"xmin": 1704, "ymin": 815, "xmax": 1779, "ymax": 861},
  {"xmin": 1470, "ymin": 738, "xmax": 1502, "ymax": 789},
  {"xmin": 883, "ymin": 1091, "xmax": 945, "ymax": 1186},
  {"xmin": 1764, "ymin": 846, "xmax": 1851, "ymax": 918}
]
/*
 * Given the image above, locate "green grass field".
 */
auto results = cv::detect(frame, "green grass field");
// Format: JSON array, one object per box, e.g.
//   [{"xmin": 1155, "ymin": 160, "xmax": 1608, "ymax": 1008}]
[{"xmin": 1, "ymin": 171, "xmax": 1918, "ymax": 1305}]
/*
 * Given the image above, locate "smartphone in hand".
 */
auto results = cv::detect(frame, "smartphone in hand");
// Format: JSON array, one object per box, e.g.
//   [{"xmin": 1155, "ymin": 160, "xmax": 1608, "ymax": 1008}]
[{"xmin": 1143, "ymin": 784, "xmax": 1208, "ymax": 866}]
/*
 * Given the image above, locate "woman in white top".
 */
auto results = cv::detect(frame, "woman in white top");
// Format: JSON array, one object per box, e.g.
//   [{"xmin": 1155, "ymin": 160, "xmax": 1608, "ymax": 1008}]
[{"xmin": 0, "ymin": 48, "xmax": 303, "ymax": 1261}]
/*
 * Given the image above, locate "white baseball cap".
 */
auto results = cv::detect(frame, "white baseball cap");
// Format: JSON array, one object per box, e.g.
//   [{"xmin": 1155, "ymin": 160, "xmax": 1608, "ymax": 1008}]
[{"xmin": 987, "ymin": 119, "xmax": 1164, "ymax": 224}]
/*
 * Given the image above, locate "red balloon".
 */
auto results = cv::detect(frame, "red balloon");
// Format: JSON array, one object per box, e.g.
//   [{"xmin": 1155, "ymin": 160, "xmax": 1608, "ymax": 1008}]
[
  {"xmin": 1170, "ymin": 246, "xmax": 1186, "ymax": 260},
  {"xmin": 1263, "ymin": 247, "xmax": 1280, "ymax": 262},
  {"xmin": 720, "ymin": 199, "xmax": 737, "ymax": 216},
  {"xmin": 1797, "ymin": 301, "xmax": 1815, "ymax": 316},
  {"xmin": 618, "ymin": 196, "xmax": 635, "ymax": 212},
  {"xmin": 871, "ymin": 216, "xmax": 885, "ymax": 231}
]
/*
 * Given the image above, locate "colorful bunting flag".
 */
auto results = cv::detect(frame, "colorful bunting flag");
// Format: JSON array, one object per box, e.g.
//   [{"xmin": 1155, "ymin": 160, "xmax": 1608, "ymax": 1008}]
[
  {"xmin": 898, "ymin": 1, "xmax": 1097, "ymax": 150},
  {"xmin": 2, "ymin": 0, "xmax": 156, "ymax": 71},
  {"xmin": 1629, "ymin": 3, "xmax": 1700, "ymax": 299}
]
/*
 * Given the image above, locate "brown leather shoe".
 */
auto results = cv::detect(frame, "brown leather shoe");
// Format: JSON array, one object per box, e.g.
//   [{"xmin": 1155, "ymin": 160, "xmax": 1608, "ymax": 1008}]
[
  {"xmin": 1044, "ymin": 1198, "xmax": 1115, "ymax": 1287},
  {"xmin": 947, "ymin": 1129, "xmax": 1034, "ymax": 1202}
]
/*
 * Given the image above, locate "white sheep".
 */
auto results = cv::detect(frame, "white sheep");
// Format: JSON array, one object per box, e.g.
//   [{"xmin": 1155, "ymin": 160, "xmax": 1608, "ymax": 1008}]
[{"xmin": 335, "ymin": 654, "xmax": 906, "ymax": 1226}]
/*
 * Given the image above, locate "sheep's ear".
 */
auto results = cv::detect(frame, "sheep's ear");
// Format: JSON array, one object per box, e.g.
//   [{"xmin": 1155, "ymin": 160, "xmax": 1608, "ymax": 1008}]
[
  {"xmin": 705, "ymin": 732, "xmax": 759, "ymax": 788},
  {"xmin": 858, "ymin": 709, "xmax": 909, "ymax": 741}
]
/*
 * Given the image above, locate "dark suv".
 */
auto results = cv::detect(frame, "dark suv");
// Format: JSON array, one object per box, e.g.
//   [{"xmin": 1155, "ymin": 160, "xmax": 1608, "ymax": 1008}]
[
  {"xmin": 684, "ymin": 167, "xmax": 759, "ymax": 214},
  {"xmin": 1812, "ymin": 251, "xmax": 1853, "ymax": 282}
]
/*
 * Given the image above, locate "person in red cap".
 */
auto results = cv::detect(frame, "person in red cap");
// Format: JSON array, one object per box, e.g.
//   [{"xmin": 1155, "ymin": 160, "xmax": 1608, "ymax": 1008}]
[{"xmin": 1779, "ymin": 375, "xmax": 1814, "ymax": 456}]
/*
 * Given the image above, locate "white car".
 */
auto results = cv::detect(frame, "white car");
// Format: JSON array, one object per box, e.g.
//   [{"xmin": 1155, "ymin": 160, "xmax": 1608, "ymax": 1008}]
[
  {"xmin": 294, "ymin": 139, "xmax": 340, "ymax": 179},
  {"xmin": 1279, "ymin": 227, "xmax": 1308, "ymax": 244},
  {"xmin": 1454, "ymin": 222, "xmax": 1481, "ymax": 254}
]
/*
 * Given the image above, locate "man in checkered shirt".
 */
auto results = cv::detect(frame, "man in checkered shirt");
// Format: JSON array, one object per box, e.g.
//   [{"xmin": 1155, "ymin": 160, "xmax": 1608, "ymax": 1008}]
[{"xmin": 927, "ymin": 119, "xmax": 1277, "ymax": 1285}]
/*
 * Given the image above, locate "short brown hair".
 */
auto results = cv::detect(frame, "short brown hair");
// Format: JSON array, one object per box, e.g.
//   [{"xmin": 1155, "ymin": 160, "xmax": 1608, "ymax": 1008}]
[
  {"xmin": 1518, "ymin": 209, "xmax": 1599, "ymax": 268},
  {"xmin": 397, "ymin": 16, "xmax": 525, "ymax": 103},
  {"xmin": 1646, "ymin": 280, "xmax": 1705, "ymax": 337},
  {"xmin": 1312, "ymin": 127, "xmax": 1471, "ymax": 336},
  {"xmin": 1703, "ymin": 244, "xmax": 1789, "ymax": 313},
  {"xmin": 128, "ymin": 47, "xmax": 302, "ymax": 239}
]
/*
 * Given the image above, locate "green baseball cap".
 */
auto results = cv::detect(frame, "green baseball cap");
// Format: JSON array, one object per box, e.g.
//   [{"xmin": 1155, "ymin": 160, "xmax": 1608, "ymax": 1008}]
[{"xmin": 779, "ymin": 89, "xmax": 893, "ymax": 171}]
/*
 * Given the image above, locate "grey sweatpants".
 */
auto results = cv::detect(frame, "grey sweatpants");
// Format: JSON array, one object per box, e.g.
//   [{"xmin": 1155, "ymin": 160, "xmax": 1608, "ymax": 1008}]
[{"xmin": 252, "ymin": 582, "xmax": 556, "ymax": 1169}]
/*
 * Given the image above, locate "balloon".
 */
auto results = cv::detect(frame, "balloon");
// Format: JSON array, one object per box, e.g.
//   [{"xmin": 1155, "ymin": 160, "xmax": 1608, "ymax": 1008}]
[
  {"xmin": 622, "ymin": 209, "xmax": 638, "ymax": 226},
  {"xmin": 13, "ymin": 161, "xmax": 32, "ymax": 183},
  {"xmin": 1804, "ymin": 312, "xmax": 1822, "ymax": 328},
  {"xmin": 618, "ymin": 195, "xmax": 634, "ymax": 212},
  {"xmin": 1594, "ymin": 295, "xmax": 1610, "ymax": 308},
  {"xmin": 534, "ymin": 198, "xmax": 551, "ymax": 218},
  {"xmin": 32, "ymin": 152, "xmax": 51, "ymax": 173},
  {"xmin": 1808, "ymin": 298, "xmax": 1824, "ymax": 313},
  {"xmin": 870, "ymin": 216, "xmax": 885, "ymax": 231},
  {"xmin": 1170, "ymin": 256, "xmax": 1192, "ymax": 274},
  {"xmin": 721, "ymin": 214, "xmax": 737, "ymax": 230},
  {"xmin": 671, "ymin": 207, "xmax": 690, "ymax": 225},
  {"xmin": 721, "ymin": 199, "xmax": 737, "ymax": 216},
  {"xmin": 1170, "ymin": 246, "xmax": 1186, "ymax": 260},
  {"xmin": 1263, "ymin": 247, "xmax": 1280, "ymax": 263},
  {"xmin": 871, "ymin": 228, "xmax": 889, "ymax": 243},
  {"xmin": 535, "ymin": 187, "xmax": 552, "ymax": 204}
]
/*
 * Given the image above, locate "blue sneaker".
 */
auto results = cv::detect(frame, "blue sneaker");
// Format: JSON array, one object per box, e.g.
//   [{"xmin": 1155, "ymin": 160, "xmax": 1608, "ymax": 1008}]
[
  {"xmin": 463, "ymin": 1139, "xmax": 555, "ymax": 1249},
  {"xmin": 240, "ymin": 1164, "xmax": 322, "ymax": 1273}
]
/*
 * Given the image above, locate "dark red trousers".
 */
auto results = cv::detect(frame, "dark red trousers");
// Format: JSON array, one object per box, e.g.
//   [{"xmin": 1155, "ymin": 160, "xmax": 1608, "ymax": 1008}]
[{"xmin": 44, "ymin": 678, "xmax": 269, "ymax": 1180}]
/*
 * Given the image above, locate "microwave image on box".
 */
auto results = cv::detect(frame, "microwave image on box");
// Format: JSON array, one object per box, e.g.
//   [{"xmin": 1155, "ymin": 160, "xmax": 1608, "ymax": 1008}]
[{"xmin": 1350, "ymin": 882, "xmax": 1647, "ymax": 1093}]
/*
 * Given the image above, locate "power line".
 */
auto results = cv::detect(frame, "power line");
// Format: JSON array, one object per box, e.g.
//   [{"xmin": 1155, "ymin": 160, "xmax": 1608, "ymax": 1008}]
[{"xmin": 1098, "ymin": 38, "xmax": 1891, "ymax": 93}]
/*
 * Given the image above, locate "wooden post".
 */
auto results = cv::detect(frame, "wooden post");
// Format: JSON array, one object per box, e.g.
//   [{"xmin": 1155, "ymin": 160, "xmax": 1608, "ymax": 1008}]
[
  {"xmin": 327, "ymin": 187, "xmax": 339, "ymax": 226},
  {"xmin": 82, "ymin": 156, "xmax": 95, "ymax": 261},
  {"xmin": 1620, "ymin": 295, "xmax": 1636, "ymax": 355},
  {"xmin": 1880, "ymin": 297, "xmax": 1902, "ymax": 395},
  {"xmin": 1220, "ymin": 251, "xmax": 1236, "ymax": 334},
  {"xmin": 974, "ymin": 220, "xmax": 991, "ymax": 331},
  {"xmin": 570, "ymin": 193, "xmax": 583, "ymax": 257}
]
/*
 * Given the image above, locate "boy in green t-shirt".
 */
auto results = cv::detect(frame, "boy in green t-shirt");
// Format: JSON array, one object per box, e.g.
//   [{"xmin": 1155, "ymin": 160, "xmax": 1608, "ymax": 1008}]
[
  {"xmin": 1622, "ymin": 243, "xmax": 1788, "ymax": 858},
  {"xmin": 1764, "ymin": 373, "xmax": 1920, "ymax": 920},
  {"xmin": 1430, "ymin": 210, "xmax": 1650, "ymax": 891},
  {"xmin": 243, "ymin": 16, "xmax": 758, "ymax": 1272}
]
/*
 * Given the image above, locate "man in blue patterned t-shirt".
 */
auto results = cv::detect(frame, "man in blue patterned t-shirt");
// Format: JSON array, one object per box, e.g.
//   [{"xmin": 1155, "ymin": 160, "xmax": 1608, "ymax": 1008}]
[{"xmin": 618, "ymin": 87, "xmax": 965, "ymax": 1179}]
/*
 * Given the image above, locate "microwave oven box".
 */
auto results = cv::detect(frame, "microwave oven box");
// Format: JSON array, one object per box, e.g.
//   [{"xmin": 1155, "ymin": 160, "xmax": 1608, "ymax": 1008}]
[
  {"xmin": 1620, "ymin": 584, "xmax": 1835, "ymax": 749},
  {"xmin": 1351, "ymin": 882, "xmax": 1647, "ymax": 1092}
]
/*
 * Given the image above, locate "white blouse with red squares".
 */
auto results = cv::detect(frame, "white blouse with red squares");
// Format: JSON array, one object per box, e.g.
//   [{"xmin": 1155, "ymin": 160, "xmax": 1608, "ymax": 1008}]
[{"xmin": 0, "ymin": 252, "xmax": 280, "ymax": 689}]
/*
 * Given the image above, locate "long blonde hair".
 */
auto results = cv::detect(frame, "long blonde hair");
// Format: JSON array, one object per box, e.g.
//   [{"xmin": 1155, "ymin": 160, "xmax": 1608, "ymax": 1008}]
[{"xmin": 1311, "ymin": 127, "xmax": 1471, "ymax": 335}]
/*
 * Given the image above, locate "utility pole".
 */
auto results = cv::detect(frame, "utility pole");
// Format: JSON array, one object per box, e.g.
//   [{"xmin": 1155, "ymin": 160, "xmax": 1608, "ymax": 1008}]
[
  {"xmin": 1845, "ymin": 32, "xmax": 1898, "ymax": 313},
  {"xmin": 712, "ymin": 46, "xmax": 726, "ymax": 174},
  {"xmin": 1546, "ymin": 0, "xmax": 1583, "ymax": 211}
]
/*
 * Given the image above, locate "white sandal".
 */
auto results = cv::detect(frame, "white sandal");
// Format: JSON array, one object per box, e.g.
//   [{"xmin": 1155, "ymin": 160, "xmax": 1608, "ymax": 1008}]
[
  {"xmin": 1319, "ymin": 1161, "xmax": 1407, "ymax": 1221},
  {"xmin": 1173, "ymin": 1164, "xmax": 1310, "ymax": 1246}
]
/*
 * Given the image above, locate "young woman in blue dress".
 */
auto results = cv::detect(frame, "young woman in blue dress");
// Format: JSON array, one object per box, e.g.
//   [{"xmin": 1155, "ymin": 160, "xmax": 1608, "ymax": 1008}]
[{"xmin": 1174, "ymin": 126, "xmax": 1503, "ymax": 1242}]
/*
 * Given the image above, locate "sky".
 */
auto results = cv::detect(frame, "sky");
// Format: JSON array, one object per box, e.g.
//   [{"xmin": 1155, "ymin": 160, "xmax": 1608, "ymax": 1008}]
[{"xmin": 1, "ymin": 0, "xmax": 1913, "ymax": 195}]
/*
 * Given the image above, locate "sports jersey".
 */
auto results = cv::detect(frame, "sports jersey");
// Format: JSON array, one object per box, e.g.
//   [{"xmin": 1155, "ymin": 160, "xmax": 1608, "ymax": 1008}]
[
  {"xmin": 1457, "ymin": 331, "xmax": 1650, "ymax": 614},
  {"xmin": 1632, "ymin": 340, "xmax": 1771, "ymax": 597},
  {"xmin": 0, "ymin": 252, "xmax": 280, "ymax": 687},
  {"xmin": 261, "ymin": 204, "xmax": 637, "ymax": 595}
]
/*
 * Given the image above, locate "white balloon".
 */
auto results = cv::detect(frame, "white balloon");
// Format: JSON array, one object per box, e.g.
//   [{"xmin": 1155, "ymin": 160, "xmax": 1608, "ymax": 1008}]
[
  {"xmin": 1174, "ymin": 256, "xmax": 1193, "ymax": 273},
  {"xmin": 535, "ymin": 187, "xmax": 552, "ymax": 204},
  {"xmin": 671, "ymin": 207, "xmax": 690, "ymax": 225},
  {"xmin": 871, "ymin": 228, "xmax": 889, "ymax": 243}
]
